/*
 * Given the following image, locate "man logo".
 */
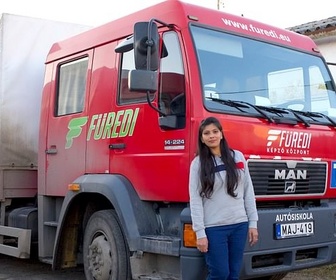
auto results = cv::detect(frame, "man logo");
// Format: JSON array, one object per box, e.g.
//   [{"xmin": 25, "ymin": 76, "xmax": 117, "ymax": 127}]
[
  {"xmin": 285, "ymin": 181, "xmax": 296, "ymax": 193},
  {"xmin": 275, "ymin": 169, "xmax": 307, "ymax": 180}
]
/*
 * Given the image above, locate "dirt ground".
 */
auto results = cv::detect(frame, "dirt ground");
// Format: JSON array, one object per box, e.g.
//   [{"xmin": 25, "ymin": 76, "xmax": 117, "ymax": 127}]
[
  {"xmin": 0, "ymin": 254, "xmax": 85, "ymax": 280},
  {"xmin": 0, "ymin": 253, "xmax": 336, "ymax": 280},
  {"xmin": 283, "ymin": 263, "xmax": 336, "ymax": 280}
]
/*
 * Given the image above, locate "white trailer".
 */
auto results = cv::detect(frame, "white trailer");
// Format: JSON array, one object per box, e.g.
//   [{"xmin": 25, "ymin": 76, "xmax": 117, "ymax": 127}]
[{"xmin": 0, "ymin": 13, "xmax": 91, "ymax": 258}]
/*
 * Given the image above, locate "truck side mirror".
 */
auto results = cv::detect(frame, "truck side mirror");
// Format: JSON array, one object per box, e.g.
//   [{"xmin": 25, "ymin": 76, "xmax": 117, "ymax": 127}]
[
  {"xmin": 133, "ymin": 22, "xmax": 159, "ymax": 71},
  {"xmin": 129, "ymin": 69, "xmax": 157, "ymax": 93}
]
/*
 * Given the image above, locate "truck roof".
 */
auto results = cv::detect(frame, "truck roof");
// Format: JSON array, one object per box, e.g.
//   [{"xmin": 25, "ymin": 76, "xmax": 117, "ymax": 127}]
[{"xmin": 46, "ymin": 0, "xmax": 319, "ymax": 63}]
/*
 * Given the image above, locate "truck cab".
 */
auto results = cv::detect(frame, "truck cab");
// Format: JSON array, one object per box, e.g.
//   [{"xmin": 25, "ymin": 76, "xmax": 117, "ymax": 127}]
[{"xmin": 36, "ymin": 1, "xmax": 336, "ymax": 279}]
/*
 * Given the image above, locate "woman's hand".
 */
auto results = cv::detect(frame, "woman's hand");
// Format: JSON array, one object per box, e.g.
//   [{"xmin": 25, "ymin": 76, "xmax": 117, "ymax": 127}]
[
  {"xmin": 197, "ymin": 237, "xmax": 208, "ymax": 253},
  {"xmin": 249, "ymin": 228, "xmax": 258, "ymax": 246}
]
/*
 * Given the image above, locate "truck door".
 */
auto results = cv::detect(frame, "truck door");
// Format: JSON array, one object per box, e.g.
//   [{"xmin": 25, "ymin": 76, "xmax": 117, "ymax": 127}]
[
  {"xmin": 111, "ymin": 31, "xmax": 191, "ymax": 202},
  {"xmin": 45, "ymin": 51, "xmax": 93, "ymax": 196}
]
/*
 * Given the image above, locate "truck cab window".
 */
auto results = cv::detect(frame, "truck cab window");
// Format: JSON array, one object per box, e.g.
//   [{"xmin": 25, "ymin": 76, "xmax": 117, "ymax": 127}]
[
  {"xmin": 56, "ymin": 57, "xmax": 88, "ymax": 116},
  {"xmin": 191, "ymin": 25, "xmax": 336, "ymax": 124},
  {"xmin": 309, "ymin": 66, "xmax": 336, "ymax": 113},
  {"xmin": 118, "ymin": 50, "xmax": 154, "ymax": 104},
  {"xmin": 268, "ymin": 67, "xmax": 305, "ymax": 110},
  {"xmin": 159, "ymin": 31, "xmax": 186, "ymax": 128}
]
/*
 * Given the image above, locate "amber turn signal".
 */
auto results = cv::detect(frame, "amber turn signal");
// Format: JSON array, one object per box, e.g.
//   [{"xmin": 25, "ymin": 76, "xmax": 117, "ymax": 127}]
[
  {"xmin": 183, "ymin": 224, "xmax": 197, "ymax": 247},
  {"xmin": 68, "ymin": 183, "xmax": 80, "ymax": 191}
]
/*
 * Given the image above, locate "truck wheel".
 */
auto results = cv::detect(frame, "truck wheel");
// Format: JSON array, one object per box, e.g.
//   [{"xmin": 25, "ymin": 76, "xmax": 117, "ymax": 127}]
[{"xmin": 83, "ymin": 210, "xmax": 130, "ymax": 280}]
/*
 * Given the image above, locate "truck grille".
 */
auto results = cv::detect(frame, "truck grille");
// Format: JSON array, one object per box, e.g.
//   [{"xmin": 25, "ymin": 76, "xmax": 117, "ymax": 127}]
[{"xmin": 247, "ymin": 160, "xmax": 327, "ymax": 196}]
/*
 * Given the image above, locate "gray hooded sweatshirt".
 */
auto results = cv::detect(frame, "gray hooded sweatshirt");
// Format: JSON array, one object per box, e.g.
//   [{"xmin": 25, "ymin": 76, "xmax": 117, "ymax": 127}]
[{"xmin": 189, "ymin": 150, "xmax": 258, "ymax": 239}]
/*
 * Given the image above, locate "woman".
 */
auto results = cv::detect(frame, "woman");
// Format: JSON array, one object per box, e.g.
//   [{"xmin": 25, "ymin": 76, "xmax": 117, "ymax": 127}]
[{"xmin": 189, "ymin": 116, "xmax": 258, "ymax": 280}]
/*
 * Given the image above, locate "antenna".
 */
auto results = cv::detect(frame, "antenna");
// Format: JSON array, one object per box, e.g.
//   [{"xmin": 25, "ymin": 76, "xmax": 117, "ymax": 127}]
[{"xmin": 217, "ymin": 0, "xmax": 225, "ymax": 10}]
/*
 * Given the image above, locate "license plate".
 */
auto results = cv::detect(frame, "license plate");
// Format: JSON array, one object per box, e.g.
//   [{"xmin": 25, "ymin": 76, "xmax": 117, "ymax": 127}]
[{"xmin": 275, "ymin": 221, "xmax": 314, "ymax": 239}]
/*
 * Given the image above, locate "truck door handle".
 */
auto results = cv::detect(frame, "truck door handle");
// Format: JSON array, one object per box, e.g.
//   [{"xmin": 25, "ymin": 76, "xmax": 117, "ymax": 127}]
[
  {"xmin": 109, "ymin": 143, "xmax": 126, "ymax": 150},
  {"xmin": 46, "ymin": 145, "xmax": 58, "ymax": 154}
]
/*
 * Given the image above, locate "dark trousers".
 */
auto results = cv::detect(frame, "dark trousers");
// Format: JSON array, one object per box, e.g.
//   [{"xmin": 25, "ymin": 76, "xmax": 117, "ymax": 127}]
[{"xmin": 205, "ymin": 222, "xmax": 248, "ymax": 280}]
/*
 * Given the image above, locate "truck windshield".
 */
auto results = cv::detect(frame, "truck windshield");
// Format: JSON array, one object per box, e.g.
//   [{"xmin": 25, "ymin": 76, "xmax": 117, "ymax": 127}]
[{"xmin": 191, "ymin": 25, "xmax": 336, "ymax": 126}]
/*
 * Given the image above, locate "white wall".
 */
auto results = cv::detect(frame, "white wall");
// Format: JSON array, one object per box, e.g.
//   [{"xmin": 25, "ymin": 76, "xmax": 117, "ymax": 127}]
[{"xmin": 313, "ymin": 34, "xmax": 336, "ymax": 81}]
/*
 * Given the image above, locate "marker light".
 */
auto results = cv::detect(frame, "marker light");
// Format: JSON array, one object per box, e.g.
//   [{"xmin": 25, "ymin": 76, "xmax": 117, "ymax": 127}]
[
  {"xmin": 312, "ymin": 47, "xmax": 320, "ymax": 53},
  {"xmin": 183, "ymin": 224, "xmax": 197, "ymax": 247},
  {"xmin": 187, "ymin": 15, "xmax": 199, "ymax": 21},
  {"xmin": 68, "ymin": 183, "xmax": 81, "ymax": 191}
]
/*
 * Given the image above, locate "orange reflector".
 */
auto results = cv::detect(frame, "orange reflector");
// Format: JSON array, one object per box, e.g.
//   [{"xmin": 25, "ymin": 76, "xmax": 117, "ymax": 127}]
[
  {"xmin": 183, "ymin": 224, "xmax": 197, "ymax": 247},
  {"xmin": 68, "ymin": 183, "xmax": 80, "ymax": 191}
]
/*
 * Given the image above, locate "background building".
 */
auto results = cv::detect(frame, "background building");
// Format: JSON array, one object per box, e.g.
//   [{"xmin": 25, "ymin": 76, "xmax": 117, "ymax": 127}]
[{"xmin": 290, "ymin": 17, "xmax": 336, "ymax": 79}]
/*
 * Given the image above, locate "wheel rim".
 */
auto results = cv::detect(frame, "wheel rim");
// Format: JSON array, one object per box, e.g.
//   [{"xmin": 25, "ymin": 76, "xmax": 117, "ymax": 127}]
[{"xmin": 87, "ymin": 234, "xmax": 113, "ymax": 280}]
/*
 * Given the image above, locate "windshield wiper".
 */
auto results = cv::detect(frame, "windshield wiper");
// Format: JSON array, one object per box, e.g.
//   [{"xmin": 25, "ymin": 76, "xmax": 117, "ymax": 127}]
[
  {"xmin": 248, "ymin": 103, "xmax": 307, "ymax": 126},
  {"xmin": 256, "ymin": 106, "xmax": 311, "ymax": 126},
  {"xmin": 292, "ymin": 110, "xmax": 336, "ymax": 127},
  {"xmin": 209, "ymin": 97, "xmax": 305, "ymax": 125},
  {"xmin": 282, "ymin": 108, "xmax": 310, "ymax": 127},
  {"xmin": 287, "ymin": 109, "xmax": 310, "ymax": 127},
  {"xmin": 207, "ymin": 97, "xmax": 249, "ymax": 112},
  {"xmin": 208, "ymin": 97, "xmax": 319, "ymax": 127},
  {"xmin": 208, "ymin": 96, "xmax": 336, "ymax": 128},
  {"xmin": 208, "ymin": 97, "xmax": 274, "ymax": 122}
]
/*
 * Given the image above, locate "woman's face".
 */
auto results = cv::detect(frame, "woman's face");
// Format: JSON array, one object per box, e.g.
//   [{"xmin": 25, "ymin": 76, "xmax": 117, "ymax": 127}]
[{"xmin": 201, "ymin": 123, "xmax": 222, "ymax": 150}]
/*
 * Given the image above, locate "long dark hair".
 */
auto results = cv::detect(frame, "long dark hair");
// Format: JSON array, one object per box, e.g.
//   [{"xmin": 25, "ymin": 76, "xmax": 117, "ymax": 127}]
[{"xmin": 197, "ymin": 117, "xmax": 239, "ymax": 198}]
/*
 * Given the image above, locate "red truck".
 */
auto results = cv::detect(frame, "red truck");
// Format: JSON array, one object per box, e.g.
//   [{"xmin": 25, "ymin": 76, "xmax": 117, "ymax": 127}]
[{"xmin": 1, "ymin": 1, "xmax": 336, "ymax": 279}]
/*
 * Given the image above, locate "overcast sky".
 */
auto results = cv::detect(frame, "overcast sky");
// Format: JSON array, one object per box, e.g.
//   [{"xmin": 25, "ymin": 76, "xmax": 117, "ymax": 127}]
[{"xmin": 0, "ymin": 0, "xmax": 334, "ymax": 28}]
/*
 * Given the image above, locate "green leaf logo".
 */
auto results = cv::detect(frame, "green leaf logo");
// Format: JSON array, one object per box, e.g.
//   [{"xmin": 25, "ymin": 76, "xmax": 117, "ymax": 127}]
[{"xmin": 65, "ymin": 117, "xmax": 88, "ymax": 149}]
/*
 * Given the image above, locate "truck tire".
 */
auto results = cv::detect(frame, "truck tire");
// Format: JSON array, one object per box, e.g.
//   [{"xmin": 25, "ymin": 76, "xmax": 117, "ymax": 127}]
[{"xmin": 83, "ymin": 209, "xmax": 130, "ymax": 280}]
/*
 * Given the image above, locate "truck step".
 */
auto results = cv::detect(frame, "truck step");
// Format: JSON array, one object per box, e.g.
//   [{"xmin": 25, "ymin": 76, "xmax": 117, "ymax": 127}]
[
  {"xmin": 140, "ymin": 235, "xmax": 180, "ymax": 256},
  {"xmin": 0, "ymin": 225, "xmax": 31, "ymax": 258},
  {"xmin": 138, "ymin": 275, "xmax": 178, "ymax": 280},
  {"xmin": 40, "ymin": 257, "xmax": 53, "ymax": 264},
  {"xmin": 43, "ymin": 221, "xmax": 58, "ymax": 227}
]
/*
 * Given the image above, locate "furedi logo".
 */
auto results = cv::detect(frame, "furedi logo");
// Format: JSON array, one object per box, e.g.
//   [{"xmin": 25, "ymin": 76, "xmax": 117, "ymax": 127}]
[
  {"xmin": 65, "ymin": 117, "xmax": 88, "ymax": 149},
  {"xmin": 65, "ymin": 108, "xmax": 140, "ymax": 149},
  {"xmin": 267, "ymin": 129, "xmax": 282, "ymax": 147},
  {"xmin": 266, "ymin": 129, "xmax": 312, "ymax": 155}
]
